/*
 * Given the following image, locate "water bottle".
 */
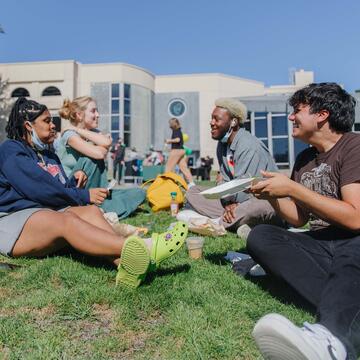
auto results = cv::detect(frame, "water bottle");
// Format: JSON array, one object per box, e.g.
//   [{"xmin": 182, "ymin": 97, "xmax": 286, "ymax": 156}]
[{"xmin": 170, "ymin": 191, "xmax": 179, "ymax": 217}]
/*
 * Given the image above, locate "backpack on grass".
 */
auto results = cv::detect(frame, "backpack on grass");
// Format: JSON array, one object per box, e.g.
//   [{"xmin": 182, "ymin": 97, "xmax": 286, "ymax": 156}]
[{"xmin": 142, "ymin": 172, "xmax": 188, "ymax": 212}]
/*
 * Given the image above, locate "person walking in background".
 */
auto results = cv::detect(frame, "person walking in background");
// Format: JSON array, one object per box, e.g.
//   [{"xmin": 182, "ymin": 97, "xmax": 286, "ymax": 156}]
[
  {"xmin": 111, "ymin": 137, "xmax": 125, "ymax": 183},
  {"xmin": 165, "ymin": 118, "xmax": 195, "ymax": 187}
]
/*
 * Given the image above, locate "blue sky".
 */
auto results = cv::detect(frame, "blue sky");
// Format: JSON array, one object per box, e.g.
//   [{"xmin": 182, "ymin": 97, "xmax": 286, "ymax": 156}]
[{"xmin": 1, "ymin": 0, "xmax": 359, "ymax": 91}]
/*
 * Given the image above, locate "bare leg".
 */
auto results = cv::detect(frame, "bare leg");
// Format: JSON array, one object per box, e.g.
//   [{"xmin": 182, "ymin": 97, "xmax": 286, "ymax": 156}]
[
  {"xmin": 12, "ymin": 209, "xmax": 125, "ymax": 262},
  {"xmin": 178, "ymin": 156, "xmax": 194, "ymax": 183},
  {"xmin": 66, "ymin": 205, "xmax": 115, "ymax": 234},
  {"xmin": 165, "ymin": 149, "xmax": 184, "ymax": 173}
]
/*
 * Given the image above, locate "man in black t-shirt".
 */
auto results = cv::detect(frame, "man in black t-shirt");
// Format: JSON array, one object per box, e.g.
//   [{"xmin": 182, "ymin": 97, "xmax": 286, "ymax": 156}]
[{"xmin": 247, "ymin": 83, "xmax": 360, "ymax": 360}]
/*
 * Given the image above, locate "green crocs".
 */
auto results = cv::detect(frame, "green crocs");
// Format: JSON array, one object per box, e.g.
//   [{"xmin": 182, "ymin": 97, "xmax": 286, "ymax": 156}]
[
  {"xmin": 116, "ymin": 235, "xmax": 150, "ymax": 288},
  {"xmin": 116, "ymin": 222, "xmax": 188, "ymax": 288},
  {"xmin": 150, "ymin": 221, "xmax": 188, "ymax": 268}
]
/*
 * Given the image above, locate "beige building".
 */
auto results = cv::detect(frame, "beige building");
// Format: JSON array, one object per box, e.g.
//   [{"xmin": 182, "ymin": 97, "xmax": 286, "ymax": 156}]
[{"xmin": 0, "ymin": 60, "xmax": 315, "ymax": 168}]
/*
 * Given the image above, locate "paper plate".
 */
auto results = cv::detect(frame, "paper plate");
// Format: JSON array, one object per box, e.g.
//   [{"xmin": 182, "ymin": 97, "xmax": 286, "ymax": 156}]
[{"xmin": 200, "ymin": 177, "xmax": 255, "ymax": 199}]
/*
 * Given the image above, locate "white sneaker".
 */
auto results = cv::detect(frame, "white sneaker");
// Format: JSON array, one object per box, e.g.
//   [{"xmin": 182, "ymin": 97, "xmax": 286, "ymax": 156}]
[
  {"xmin": 252, "ymin": 313, "xmax": 347, "ymax": 360},
  {"xmin": 237, "ymin": 224, "xmax": 251, "ymax": 241},
  {"xmin": 249, "ymin": 264, "xmax": 266, "ymax": 277}
]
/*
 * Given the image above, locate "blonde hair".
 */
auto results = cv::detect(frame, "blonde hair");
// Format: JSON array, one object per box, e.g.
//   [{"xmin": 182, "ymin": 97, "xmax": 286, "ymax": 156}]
[
  {"xmin": 59, "ymin": 96, "xmax": 94, "ymax": 124},
  {"xmin": 169, "ymin": 117, "xmax": 181, "ymax": 130}
]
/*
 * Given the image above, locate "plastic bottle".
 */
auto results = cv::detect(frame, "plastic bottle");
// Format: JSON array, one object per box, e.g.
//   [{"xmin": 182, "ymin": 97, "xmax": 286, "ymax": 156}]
[{"xmin": 170, "ymin": 191, "xmax": 179, "ymax": 217}]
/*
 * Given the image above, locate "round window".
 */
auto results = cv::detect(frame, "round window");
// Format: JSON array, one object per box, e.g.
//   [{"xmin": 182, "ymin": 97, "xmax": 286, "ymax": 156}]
[{"xmin": 168, "ymin": 99, "xmax": 186, "ymax": 117}]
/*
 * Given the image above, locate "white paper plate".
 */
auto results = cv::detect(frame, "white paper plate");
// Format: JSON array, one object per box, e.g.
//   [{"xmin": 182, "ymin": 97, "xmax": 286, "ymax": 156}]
[{"xmin": 200, "ymin": 177, "xmax": 255, "ymax": 199}]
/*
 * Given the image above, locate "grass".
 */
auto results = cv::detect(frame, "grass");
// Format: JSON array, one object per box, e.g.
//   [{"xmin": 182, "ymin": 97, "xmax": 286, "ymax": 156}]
[{"xmin": 0, "ymin": 205, "xmax": 315, "ymax": 359}]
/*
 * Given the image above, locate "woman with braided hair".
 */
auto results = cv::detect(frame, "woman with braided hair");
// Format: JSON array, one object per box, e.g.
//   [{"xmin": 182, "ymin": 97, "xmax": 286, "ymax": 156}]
[{"xmin": 0, "ymin": 97, "xmax": 188, "ymax": 288}]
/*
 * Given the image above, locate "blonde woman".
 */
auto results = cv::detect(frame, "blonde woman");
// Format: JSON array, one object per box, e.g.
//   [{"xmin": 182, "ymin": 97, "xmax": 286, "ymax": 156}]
[
  {"xmin": 57, "ymin": 96, "xmax": 145, "ymax": 218},
  {"xmin": 58, "ymin": 96, "xmax": 110, "ymax": 177},
  {"xmin": 165, "ymin": 118, "xmax": 195, "ymax": 186}
]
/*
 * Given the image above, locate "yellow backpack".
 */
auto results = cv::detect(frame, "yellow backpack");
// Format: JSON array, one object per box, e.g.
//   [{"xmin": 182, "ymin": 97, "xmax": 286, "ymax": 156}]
[{"xmin": 142, "ymin": 172, "xmax": 188, "ymax": 212}]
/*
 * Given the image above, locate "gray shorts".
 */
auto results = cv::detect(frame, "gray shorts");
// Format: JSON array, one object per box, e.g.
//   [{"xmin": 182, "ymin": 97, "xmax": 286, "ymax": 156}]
[{"xmin": 0, "ymin": 208, "xmax": 64, "ymax": 257}]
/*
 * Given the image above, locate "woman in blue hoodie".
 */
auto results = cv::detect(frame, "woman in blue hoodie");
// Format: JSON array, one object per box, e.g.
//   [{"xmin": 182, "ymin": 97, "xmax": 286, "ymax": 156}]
[{"xmin": 0, "ymin": 98, "xmax": 188, "ymax": 288}]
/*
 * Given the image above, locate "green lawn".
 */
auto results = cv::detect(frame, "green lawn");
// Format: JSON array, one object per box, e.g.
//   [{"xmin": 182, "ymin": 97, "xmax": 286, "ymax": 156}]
[{"xmin": 0, "ymin": 207, "xmax": 314, "ymax": 359}]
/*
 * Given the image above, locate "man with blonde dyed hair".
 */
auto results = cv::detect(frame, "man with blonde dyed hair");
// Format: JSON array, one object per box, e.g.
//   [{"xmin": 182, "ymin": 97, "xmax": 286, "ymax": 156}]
[{"xmin": 186, "ymin": 98, "xmax": 282, "ymax": 234}]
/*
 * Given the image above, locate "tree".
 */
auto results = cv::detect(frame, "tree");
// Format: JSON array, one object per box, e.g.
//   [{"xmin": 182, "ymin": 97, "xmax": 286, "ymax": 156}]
[{"xmin": 0, "ymin": 77, "xmax": 11, "ymax": 143}]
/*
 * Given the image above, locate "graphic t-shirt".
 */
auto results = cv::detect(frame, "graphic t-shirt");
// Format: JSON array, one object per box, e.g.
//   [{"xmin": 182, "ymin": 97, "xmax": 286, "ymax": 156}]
[
  {"xmin": 171, "ymin": 128, "xmax": 184, "ymax": 149},
  {"xmin": 291, "ymin": 132, "xmax": 360, "ymax": 230},
  {"xmin": 226, "ymin": 147, "xmax": 235, "ymax": 177}
]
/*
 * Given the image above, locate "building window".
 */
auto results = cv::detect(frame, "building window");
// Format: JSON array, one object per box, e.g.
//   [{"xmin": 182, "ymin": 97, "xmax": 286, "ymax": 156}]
[
  {"xmin": 124, "ymin": 99, "xmax": 131, "ymax": 115},
  {"xmin": 109, "ymin": 83, "xmax": 131, "ymax": 147},
  {"xmin": 168, "ymin": 99, "xmax": 186, "ymax": 117},
  {"xmin": 42, "ymin": 86, "xmax": 61, "ymax": 96},
  {"xmin": 255, "ymin": 118, "xmax": 267, "ymax": 138},
  {"xmin": 272, "ymin": 114, "xmax": 288, "ymax": 136},
  {"xmin": 124, "ymin": 133, "xmax": 130, "ymax": 148},
  {"xmin": 111, "ymin": 83, "xmax": 120, "ymax": 98},
  {"xmin": 111, "ymin": 99, "xmax": 120, "ymax": 114},
  {"xmin": 111, "ymin": 115, "xmax": 120, "ymax": 131},
  {"xmin": 354, "ymin": 123, "xmax": 360, "ymax": 132},
  {"xmin": 124, "ymin": 84, "xmax": 131, "ymax": 99},
  {"xmin": 254, "ymin": 111, "xmax": 267, "ymax": 118},
  {"xmin": 110, "ymin": 133, "xmax": 119, "ymax": 144},
  {"xmin": 273, "ymin": 138, "xmax": 289, "ymax": 163},
  {"xmin": 249, "ymin": 109, "xmax": 309, "ymax": 168},
  {"xmin": 110, "ymin": 83, "xmax": 121, "ymax": 144},
  {"xmin": 271, "ymin": 112, "xmax": 289, "ymax": 165},
  {"xmin": 11, "ymin": 87, "xmax": 30, "ymax": 97},
  {"xmin": 123, "ymin": 84, "xmax": 131, "ymax": 146},
  {"xmin": 124, "ymin": 115, "xmax": 130, "ymax": 131}
]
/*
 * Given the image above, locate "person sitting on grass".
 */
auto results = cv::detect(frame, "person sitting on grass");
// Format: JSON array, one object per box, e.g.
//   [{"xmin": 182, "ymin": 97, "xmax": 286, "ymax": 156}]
[
  {"xmin": 56, "ymin": 96, "xmax": 145, "ymax": 219},
  {"xmin": 0, "ymin": 97, "xmax": 188, "ymax": 288},
  {"xmin": 248, "ymin": 83, "xmax": 360, "ymax": 360},
  {"xmin": 186, "ymin": 98, "xmax": 283, "ymax": 236}
]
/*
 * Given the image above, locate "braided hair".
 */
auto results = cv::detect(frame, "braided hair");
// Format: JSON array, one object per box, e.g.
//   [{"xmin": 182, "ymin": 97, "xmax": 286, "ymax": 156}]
[{"xmin": 6, "ymin": 97, "xmax": 48, "ymax": 140}]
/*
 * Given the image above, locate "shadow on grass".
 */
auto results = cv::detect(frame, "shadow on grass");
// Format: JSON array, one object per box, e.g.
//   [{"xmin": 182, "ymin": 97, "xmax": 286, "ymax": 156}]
[
  {"xmin": 50, "ymin": 248, "xmax": 191, "ymax": 284},
  {"xmin": 143, "ymin": 264, "xmax": 191, "ymax": 285},
  {"xmin": 247, "ymin": 275, "xmax": 316, "ymax": 314},
  {"xmin": 205, "ymin": 252, "xmax": 228, "ymax": 266},
  {"xmin": 50, "ymin": 248, "xmax": 115, "ymax": 270},
  {"xmin": 205, "ymin": 247, "xmax": 248, "ymax": 266},
  {"xmin": 205, "ymin": 249, "xmax": 315, "ymax": 314}
]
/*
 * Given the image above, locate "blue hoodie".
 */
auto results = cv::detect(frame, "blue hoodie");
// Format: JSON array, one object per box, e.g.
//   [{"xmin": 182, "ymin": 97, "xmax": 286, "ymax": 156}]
[{"xmin": 0, "ymin": 140, "xmax": 90, "ymax": 213}]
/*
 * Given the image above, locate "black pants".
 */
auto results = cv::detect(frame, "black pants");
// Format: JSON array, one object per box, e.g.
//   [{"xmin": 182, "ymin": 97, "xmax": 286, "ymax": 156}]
[
  {"xmin": 247, "ymin": 224, "xmax": 360, "ymax": 359},
  {"xmin": 113, "ymin": 162, "xmax": 123, "ymax": 183}
]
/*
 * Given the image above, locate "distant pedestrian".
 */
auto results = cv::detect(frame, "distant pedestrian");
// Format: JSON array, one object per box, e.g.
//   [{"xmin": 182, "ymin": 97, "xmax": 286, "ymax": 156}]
[
  {"xmin": 165, "ymin": 118, "xmax": 195, "ymax": 187},
  {"xmin": 111, "ymin": 137, "xmax": 125, "ymax": 183}
]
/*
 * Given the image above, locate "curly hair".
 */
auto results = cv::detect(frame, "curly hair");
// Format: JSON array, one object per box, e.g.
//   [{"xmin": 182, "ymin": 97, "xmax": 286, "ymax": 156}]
[{"xmin": 289, "ymin": 83, "xmax": 356, "ymax": 133}]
